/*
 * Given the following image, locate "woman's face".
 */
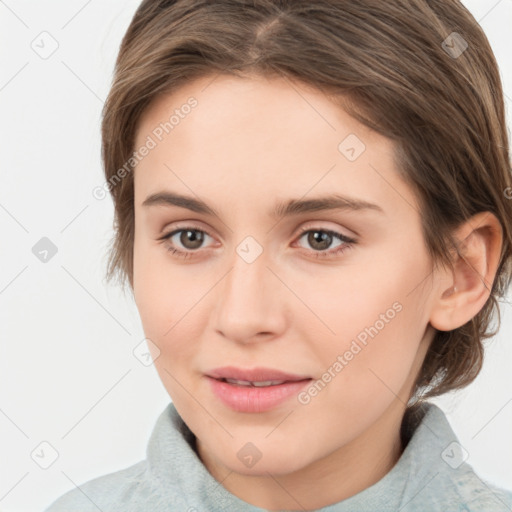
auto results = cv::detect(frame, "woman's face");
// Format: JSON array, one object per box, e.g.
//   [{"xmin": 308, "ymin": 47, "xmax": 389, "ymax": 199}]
[{"xmin": 132, "ymin": 74, "xmax": 438, "ymax": 477}]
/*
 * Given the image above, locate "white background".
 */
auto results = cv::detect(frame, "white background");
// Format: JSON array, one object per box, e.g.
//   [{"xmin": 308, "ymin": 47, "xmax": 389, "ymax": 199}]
[{"xmin": 0, "ymin": 1, "xmax": 511, "ymax": 511}]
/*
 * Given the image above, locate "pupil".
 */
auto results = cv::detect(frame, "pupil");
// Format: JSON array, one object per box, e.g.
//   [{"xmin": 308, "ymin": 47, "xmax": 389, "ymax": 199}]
[
  {"xmin": 309, "ymin": 231, "xmax": 330, "ymax": 250},
  {"xmin": 181, "ymin": 230, "xmax": 204, "ymax": 249}
]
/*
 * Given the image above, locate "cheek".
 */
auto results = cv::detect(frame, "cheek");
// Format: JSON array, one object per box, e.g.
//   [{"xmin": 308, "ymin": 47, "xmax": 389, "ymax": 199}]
[
  {"xmin": 134, "ymin": 241, "xmax": 175, "ymax": 345},
  {"xmin": 133, "ymin": 232, "xmax": 180, "ymax": 319},
  {"xmin": 293, "ymin": 302, "xmax": 425, "ymax": 446},
  {"xmin": 299, "ymin": 255, "xmax": 416, "ymax": 347},
  {"xmin": 302, "ymin": 254, "xmax": 429, "ymax": 402},
  {"xmin": 133, "ymin": 241, "xmax": 208, "ymax": 368}
]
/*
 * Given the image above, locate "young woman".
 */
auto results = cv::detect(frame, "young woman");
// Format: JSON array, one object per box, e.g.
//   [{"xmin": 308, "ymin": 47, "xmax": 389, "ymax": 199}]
[{"xmin": 46, "ymin": 0, "xmax": 512, "ymax": 510}]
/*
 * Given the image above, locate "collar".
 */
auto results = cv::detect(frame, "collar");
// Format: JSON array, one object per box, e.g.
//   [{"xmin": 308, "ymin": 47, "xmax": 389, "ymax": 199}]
[{"xmin": 145, "ymin": 401, "xmax": 470, "ymax": 511}]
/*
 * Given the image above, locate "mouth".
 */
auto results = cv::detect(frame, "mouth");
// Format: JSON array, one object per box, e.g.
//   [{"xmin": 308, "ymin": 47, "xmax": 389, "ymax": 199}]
[
  {"xmin": 206, "ymin": 365, "xmax": 312, "ymax": 383},
  {"xmin": 205, "ymin": 366, "xmax": 313, "ymax": 413},
  {"xmin": 214, "ymin": 377, "xmax": 302, "ymax": 387}
]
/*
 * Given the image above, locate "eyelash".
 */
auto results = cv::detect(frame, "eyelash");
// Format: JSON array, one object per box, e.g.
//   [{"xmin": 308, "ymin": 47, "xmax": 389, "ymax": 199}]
[{"xmin": 158, "ymin": 225, "xmax": 357, "ymax": 260}]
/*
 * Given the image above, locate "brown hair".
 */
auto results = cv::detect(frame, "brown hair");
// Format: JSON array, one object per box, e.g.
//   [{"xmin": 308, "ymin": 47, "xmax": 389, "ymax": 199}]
[{"xmin": 101, "ymin": 0, "xmax": 512, "ymax": 404}]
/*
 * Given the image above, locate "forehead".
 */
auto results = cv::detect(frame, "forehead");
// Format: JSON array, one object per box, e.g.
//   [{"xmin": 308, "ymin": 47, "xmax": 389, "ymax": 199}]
[
  {"xmin": 135, "ymin": 73, "xmax": 389, "ymax": 154},
  {"xmin": 133, "ymin": 74, "xmax": 418, "ymax": 217}
]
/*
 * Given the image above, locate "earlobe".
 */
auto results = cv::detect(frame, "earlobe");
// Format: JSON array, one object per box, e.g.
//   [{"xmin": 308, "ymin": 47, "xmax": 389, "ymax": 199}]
[{"xmin": 429, "ymin": 212, "xmax": 503, "ymax": 332}]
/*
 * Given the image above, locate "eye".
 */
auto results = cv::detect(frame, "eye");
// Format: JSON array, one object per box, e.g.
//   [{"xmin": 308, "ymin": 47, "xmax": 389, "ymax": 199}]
[
  {"xmin": 158, "ymin": 226, "xmax": 214, "ymax": 259},
  {"xmin": 158, "ymin": 225, "xmax": 357, "ymax": 260},
  {"xmin": 294, "ymin": 226, "xmax": 356, "ymax": 259}
]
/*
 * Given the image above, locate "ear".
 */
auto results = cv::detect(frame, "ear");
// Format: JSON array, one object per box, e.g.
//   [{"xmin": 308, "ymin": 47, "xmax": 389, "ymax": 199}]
[{"xmin": 429, "ymin": 212, "xmax": 503, "ymax": 332}]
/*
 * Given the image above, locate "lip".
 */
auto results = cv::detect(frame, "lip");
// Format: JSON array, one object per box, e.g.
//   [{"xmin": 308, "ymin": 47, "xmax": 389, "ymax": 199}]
[
  {"xmin": 206, "ymin": 366, "xmax": 311, "ymax": 382},
  {"xmin": 205, "ymin": 366, "xmax": 312, "ymax": 413}
]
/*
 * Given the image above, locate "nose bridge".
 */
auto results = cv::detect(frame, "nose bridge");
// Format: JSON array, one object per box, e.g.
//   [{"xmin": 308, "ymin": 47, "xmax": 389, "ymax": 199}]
[
  {"xmin": 212, "ymin": 241, "xmax": 285, "ymax": 342},
  {"xmin": 223, "ymin": 243, "xmax": 272, "ymax": 315}
]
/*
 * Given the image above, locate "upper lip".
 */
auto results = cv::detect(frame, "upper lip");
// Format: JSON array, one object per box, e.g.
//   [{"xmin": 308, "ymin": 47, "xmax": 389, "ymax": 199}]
[{"xmin": 206, "ymin": 366, "xmax": 312, "ymax": 382}]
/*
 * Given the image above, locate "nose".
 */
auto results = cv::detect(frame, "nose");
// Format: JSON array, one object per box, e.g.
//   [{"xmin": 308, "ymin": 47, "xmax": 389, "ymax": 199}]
[{"xmin": 212, "ymin": 248, "xmax": 288, "ymax": 345}]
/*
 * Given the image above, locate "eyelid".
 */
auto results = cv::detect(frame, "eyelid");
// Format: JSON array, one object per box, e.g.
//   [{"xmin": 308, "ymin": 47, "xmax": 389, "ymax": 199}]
[
  {"xmin": 159, "ymin": 220, "xmax": 215, "ymax": 238},
  {"xmin": 294, "ymin": 221, "xmax": 357, "ymax": 240}
]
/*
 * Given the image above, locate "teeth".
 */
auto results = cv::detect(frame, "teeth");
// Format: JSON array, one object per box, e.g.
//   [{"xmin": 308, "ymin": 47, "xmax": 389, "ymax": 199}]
[
  {"xmin": 251, "ymin": 380, "xmax": 286, "ymax": 387},
  {"xmin": 224, "ymin": 378, "xmax": 286, "ymax": 387}
]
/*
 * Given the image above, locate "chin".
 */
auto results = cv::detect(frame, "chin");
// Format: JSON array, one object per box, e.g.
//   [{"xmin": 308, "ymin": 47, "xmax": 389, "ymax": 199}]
[{"xmin": 217, "ymin": 445, "xmax": 313, "ymax": 477}]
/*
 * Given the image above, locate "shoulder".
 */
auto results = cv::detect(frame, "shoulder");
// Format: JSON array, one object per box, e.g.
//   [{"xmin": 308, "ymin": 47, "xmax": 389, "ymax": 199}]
[
  {"xmin": 404, "ymin": 470, "xmax": 512, "ymax": 512},
  {"xmin": 399, "ymin": 402, "xmax": 512, "ymax": 512},
  {"xmin": 43, "ymin": 460, "xmax": 151, "ymax": 512},
  {"xmin": 449, "ymin": 465, "xmax": 512, "ymax": 512},
  {"xmin": 43, "ymin": 402, "xmax": 196, "ymax": 512}
]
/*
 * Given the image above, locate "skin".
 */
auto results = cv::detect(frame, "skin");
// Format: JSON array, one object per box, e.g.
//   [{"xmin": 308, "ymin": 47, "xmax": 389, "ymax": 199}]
[{"xmin": 131, "ymin": 74, "xmax": 503, "ymax": 510}]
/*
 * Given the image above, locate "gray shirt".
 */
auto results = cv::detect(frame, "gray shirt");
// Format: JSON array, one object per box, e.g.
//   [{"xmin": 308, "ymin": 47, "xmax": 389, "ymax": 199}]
[{"xmin": 44, "ymin": 401, "xmax": 512, "ymax": 511}]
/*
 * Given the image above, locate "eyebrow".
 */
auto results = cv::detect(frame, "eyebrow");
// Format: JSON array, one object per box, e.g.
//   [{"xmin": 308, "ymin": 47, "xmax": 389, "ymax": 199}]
[{"xmin": 142, "ymin": 191, "xmax": 384, "ymax": 218}]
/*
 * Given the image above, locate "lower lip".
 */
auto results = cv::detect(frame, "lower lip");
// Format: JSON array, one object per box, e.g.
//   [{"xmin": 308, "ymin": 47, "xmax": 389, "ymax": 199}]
[{"xmin": 206, "ymin": 376, "xmax": 312, "ymax": 413}]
